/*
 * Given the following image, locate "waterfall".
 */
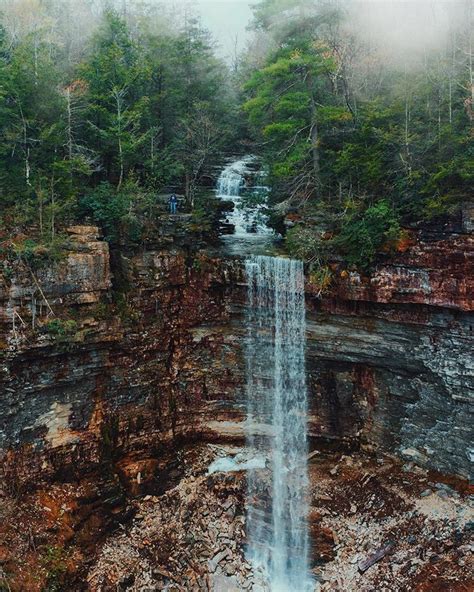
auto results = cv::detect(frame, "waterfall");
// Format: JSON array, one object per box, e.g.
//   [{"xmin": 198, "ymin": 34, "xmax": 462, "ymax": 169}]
[
  {"xmin": 245, "ymin": 255, "xmax": 312, "ymax": 592},
  {"xmin": 213, "ymin": 158, "xmax": 311, "ymax": 588},
  {"xmin": 216, "ymin": 156, "xmax": 273, "ymax": 238}
]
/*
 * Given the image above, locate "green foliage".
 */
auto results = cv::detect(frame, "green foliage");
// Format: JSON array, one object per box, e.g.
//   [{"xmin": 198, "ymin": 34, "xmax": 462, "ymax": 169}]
[
  {"xmin": 285, "ymin": 225, "xmax": 326, "ymax": 262},
  {"xmin": 308, "ymin": 265, "xmax": 333, "ymax": 295},
  {"xmin": 6, "ymin": 236, "xmax": 70, "ymax": 269},
  {"xmin": 0, "ymin": 0, "xmax": 471, "ymax": 269},
  {"xmin": 113, "ymin": 292, "xmax": 141, "ymax": 324},
  {"xmin": 43, "ymin": 319, "xmax": 78, "ymax": 339},
  {"xmin": 80, "ymin": 181, "xmax": 141, "ymax": 244},
  {"xmin": 243, "ymin": 33, "xmax": 346, "ymax": 200},
  {"xmin": 242, "ymin": 0, "xmax": 472, "ymax": 269},
  {"xmin": 189, "ymin": 207, "xmax": 213, "ymax": 234},
  {"xmin": 40, "ymin": 545, "xmax": 68, "ymax": 592},
  {"xmin": 0, "ymin": 7, "xmax": 236, "ymax": 241},
  {"xmin": 335, "ymin": 200, "xmax": 401, "ymax": 270}
]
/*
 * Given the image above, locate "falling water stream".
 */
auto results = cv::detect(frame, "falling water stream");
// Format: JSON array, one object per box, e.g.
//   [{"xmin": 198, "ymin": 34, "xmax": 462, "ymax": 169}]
[
  {"xmin": 245, "ymin": 256, "xmax": 312, "ymax": 591},
  {"xmin": 214, "ymin": 159, "xmax": 313, "ymax": 590}
]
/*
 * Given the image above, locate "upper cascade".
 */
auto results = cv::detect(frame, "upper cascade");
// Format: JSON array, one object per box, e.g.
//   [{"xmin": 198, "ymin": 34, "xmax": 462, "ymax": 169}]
[{"xmin": 216, "ymin": 156, "xmax": 274, "ymax": 242}]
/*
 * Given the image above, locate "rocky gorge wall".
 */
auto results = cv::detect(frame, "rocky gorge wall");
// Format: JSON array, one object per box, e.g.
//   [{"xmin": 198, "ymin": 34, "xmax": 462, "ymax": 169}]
[
  {"xmin": 0, "ymin": 226, "xmax": 245, "ymax": 493},
  {"xmin": 305, "ymin": 224, "xmax": 473, "ymax": 480},
  {"xmin": 1, "ymin": 222, "xmax": 473, "ymax": 493}
]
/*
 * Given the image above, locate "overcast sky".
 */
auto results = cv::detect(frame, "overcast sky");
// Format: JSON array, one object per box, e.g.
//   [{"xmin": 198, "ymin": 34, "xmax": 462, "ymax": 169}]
[
  {"xmin": 159, "ymin": 1, "xmax": 466, "ymax": 61},
  {"xmin": 159, "ymin": 0, "xmax": 254, "ymax": 59},
  {"xmin": 200, "ymin": 1, "xmax": 254, "ymax": 57},
  {"xmin": 157, "ymin": 1, "xmax": 253, "ymax": 58}
]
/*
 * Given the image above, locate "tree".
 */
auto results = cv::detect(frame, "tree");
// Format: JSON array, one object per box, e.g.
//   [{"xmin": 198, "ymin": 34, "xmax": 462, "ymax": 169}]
[
  {"xmin": 0, "ymin": 24, "xmax": 77, "ymax": 236},
  {"xmin": 244, "ymin": 26, "xmax": 349, "ymax": 205},
  {"xmin": 178, "ymin": 108, "xmax": 221, "ymax": 209},
  {"xmin": 80, "ymin": 10, "xmax": 150, "ymax": 189},
  {"xmin": 168, "ymin": 15, "xmax": 232, "ymax": 205},
  {"xmin": 242, "ymin": 0, "xmax": 472, "ymax": 270}
]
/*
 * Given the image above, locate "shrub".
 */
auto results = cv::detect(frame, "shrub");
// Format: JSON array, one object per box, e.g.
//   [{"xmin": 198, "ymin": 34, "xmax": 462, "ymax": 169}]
[
  {"xmin": 285, "ymin": 225, "xmax": 328, "ymax": 262},
  {"xmin": 79, "ymin": 181, "xmax": 142, "ymax": 244},
  {"xmin": 189, "ymin": 207, "xmax": 213, "ymax": 234},
  {"xmin": 308, "ymin": 265, "xmax": 333, "ymax": 294},
  {"xmin": 8, "ymin": 235, "xmax": 70, "ymax": 269},
  {"xmin": 334, "ymin": 199, "xmax": 401, "ymax": 270},
  {"xmin": 43, "ymin": 319, "xmax": 78, "ymax": 339}
]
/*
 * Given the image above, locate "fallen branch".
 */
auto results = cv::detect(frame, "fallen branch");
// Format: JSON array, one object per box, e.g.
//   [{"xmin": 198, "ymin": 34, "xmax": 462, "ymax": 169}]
[
  {"xmin": 26, "ymin": 266, "xmax": 55, "ymax": 317},
  {"xmin": 13, "ymin": 309, "xmax": 26, "ymax": 327},
  {"xmin": 358, "ymin": 541, "xmax": 396, "ymax": 574}
]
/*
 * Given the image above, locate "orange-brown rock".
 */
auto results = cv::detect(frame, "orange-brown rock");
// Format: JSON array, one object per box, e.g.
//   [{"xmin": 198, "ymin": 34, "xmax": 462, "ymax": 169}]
[{"xmin": 325, "ymin": 231, "xmax": 473, "ymax": 311}]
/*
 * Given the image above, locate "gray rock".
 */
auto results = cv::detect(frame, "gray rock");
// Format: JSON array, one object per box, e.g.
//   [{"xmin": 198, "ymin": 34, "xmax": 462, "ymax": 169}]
[{"xmin": 208, "ymin": 548, "xmax": 231, "ymax": 573}]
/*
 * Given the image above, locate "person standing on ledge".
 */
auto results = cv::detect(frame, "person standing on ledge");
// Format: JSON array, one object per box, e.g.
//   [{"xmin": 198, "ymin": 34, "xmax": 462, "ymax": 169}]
[{"xmin": 169, "ymin": 193, "xmax": 178, "ymax": 215}]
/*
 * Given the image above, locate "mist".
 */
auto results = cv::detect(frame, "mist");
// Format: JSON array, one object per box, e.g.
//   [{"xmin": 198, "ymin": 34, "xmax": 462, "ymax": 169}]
[
  {"xmin": 1, "ymin": 0, "xmax": 470, "ymax": 65},
  {"xmin": 346, "ymin": 1, "xmax": 470, "ymax": 60}
]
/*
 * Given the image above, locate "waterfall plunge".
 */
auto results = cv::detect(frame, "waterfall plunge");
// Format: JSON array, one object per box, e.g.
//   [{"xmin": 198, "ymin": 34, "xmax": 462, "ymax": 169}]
[
  {"xmin": 245, "ymin": 256, "xmax": 313, "ymax": 592},
  {"xmin": 214, "ymin": 158, "xmax": 312, "ymax": 589}
]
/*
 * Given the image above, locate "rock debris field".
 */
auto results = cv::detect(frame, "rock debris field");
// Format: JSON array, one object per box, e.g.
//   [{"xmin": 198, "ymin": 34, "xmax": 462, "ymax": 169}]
[
  {"xmin": 87, "ymin": 445, "xmax": 473, "ymax": 591},
  {"xmin": 1, "ymin": 444, "xmax": 472, "ymax": 591}
]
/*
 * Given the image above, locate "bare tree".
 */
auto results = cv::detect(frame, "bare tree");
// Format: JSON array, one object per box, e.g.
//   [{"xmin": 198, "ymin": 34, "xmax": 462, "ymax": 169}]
[{"xmin": 181, "ymin": 112, "xmax": 221, "ymax": 209}]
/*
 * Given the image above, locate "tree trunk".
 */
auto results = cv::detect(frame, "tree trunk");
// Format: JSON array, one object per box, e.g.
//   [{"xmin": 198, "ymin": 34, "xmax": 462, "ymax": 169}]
[
  {"xmin": 310, "ymin": 121, "xmax": 320, "ymax": 185},
  {"xmin": 38, "ymin": 184, "xmax": 44, "ymax": 237},
  {"xmin": 306, "ymin": 71, "xmax": 321, "ymax": 193},
  {"xmin": 66, "ymin": 88, "xmax": 73, "ymax": 161},
  {"xmin": 50, "ymin": 173, "xmax": 55, "ymax": 240},
  {"xmin": 114, "ymin": 89, "xmax": 125, "ymax": 192},
  {"xmin": 185, "ymin": 171, "xmax": 193, "ymax": 209}
]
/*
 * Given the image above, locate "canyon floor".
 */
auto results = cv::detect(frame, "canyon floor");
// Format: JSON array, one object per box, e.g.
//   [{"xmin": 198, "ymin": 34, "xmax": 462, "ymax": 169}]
[{"xmin": 1, "ymin": 444, "xmax": 472, "ymax": 592}]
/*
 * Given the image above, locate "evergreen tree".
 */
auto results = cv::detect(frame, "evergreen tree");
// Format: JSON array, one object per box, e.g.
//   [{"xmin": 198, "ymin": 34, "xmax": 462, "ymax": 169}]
[
  {"xmin": 243, "ymin": 0, "xmax": 473, "ymax": 269},
  {"xmin": 80, "ymin": 11, "xmax": 150, "ymax": 190}
]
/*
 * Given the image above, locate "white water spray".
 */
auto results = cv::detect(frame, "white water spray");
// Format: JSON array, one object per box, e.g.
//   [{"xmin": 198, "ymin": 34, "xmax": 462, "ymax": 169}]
[
  {"xmin": 216, "ymin": 156, "xmax": 273, "ymax": 238},
  {"xmin": 245, "ymin": 255, "xmax": 312, "ymax": 592}
]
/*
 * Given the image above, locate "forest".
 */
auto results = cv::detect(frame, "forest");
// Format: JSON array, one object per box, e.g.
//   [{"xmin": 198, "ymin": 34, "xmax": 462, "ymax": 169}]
[{"xmin": 0, "ymin": 0, "xmax": 472, "ymax": 269}]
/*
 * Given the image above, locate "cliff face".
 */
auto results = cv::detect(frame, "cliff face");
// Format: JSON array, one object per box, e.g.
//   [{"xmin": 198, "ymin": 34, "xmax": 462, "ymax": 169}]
[
  {"xmin": 306, "ymin": 227, "xmax": 473, "ymax": 479},
  {"xmin": 0, "ymin": 224, "xmax": 472, "ymax": 591},
  {"xmin": 1, "ymin": 225, "xmax": 472, "ymax": 489},
  {"xmin": 0, "ymin": 226, "xmax": 244, "ymax": 492}
]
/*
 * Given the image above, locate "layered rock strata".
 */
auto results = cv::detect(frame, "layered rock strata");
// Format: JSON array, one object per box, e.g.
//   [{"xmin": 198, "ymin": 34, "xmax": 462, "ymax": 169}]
[
  {"xmin": 1, "ymin": 225, "xmax": 472, "ymax": 486},
  {"xmin": 0, "ymin": 224, "xmax": 473, "ymax": 591},
  {"xmin": 0, "ymin": 226, "xmax": 244, "ymax": 491},
  {"xmin": 305, "ymin": 228, "xmax": 473, "ymax": 480}
]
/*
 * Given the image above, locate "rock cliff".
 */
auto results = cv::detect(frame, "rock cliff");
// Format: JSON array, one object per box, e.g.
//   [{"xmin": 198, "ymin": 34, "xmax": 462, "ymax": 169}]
[
  {"xmin": 0, "ymin": 227, "xmax": 245, "ymax": 492},
  {"xmin": 306, "ymin": 227, "xmax": 473, "ymax": 480},
  {"xmin": 0, "ymin": 223, "xmax": 472, "ymax": 590},
  {"xmin": 1, "ymin": 224, "xmax": 472, "ymax": 486}
]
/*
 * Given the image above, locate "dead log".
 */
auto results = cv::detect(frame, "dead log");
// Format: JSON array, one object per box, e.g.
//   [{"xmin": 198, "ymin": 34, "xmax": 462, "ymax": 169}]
[{"xmin": 358, "ymin": 541, "xmax": 396, "ymax": 573}]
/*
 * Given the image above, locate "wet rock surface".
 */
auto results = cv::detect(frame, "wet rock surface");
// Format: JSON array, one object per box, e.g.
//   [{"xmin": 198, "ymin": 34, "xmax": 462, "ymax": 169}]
[{"xmin": 304, "ymin": 228, "xmax": 473, "ymax": 480}]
